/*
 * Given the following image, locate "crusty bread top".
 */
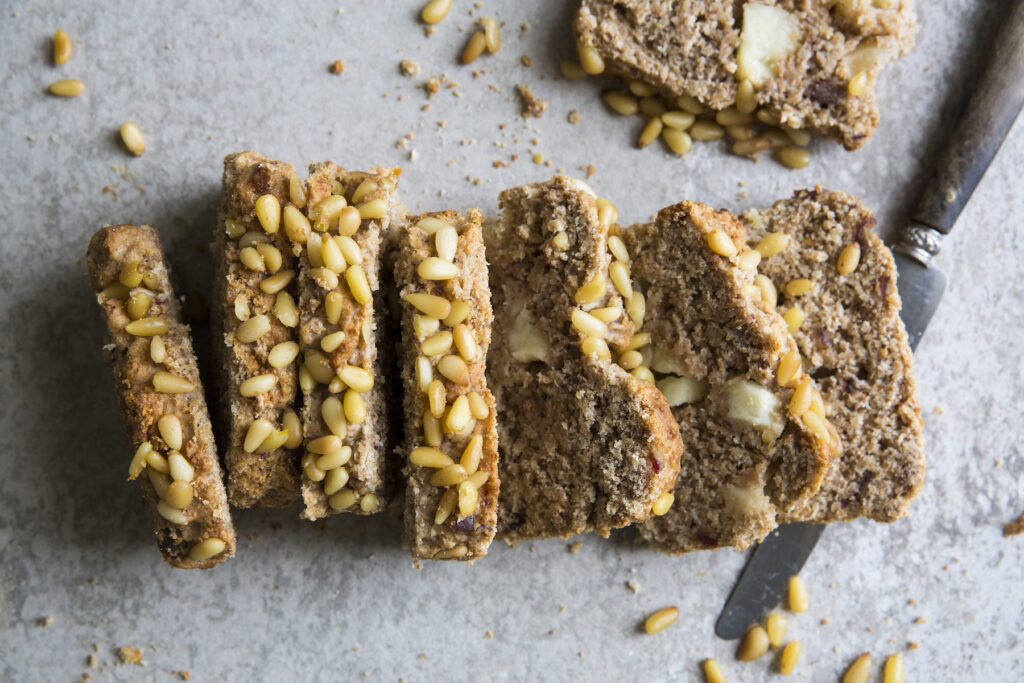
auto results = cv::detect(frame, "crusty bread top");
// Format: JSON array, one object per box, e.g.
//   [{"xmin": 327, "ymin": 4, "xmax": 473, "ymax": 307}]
[{"xmin": 742, "ymin": 187, "xmax": 924, "ymax": 522}]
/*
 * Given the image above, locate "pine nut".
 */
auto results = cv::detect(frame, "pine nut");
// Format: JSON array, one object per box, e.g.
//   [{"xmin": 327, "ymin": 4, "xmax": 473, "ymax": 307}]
[
  {"xmin": 411, "ymin": 446, "xmax": 454, "ymax": 469},
  {"xmin": 423, "ymin": 410, "xmax": 442, "ymax": 447},
  {"xmin": 125, "ymin": 289, "xmax": 153, "ymax": 320},
  {"xmin": 576, "ymin": 41, "xmax": 605, "ymax": 74},
  {"xmin": 458, "ymin": 480, "xmax": 478, "ymax": 517},
  {"xmin": 157, "ymin": 501, "xmax": 187, "ymax": 525},
  {"xmin": 321, "ymin": 397, "xmax": 347, "ymax": 438},
  {"xmin": 254, "ymin": 194, "xmax": 281, "ymax": 234},
  {"xmin": 259, "ymin": 269, "xmax": 295, "ymax": 294},
  {"xmin": 430, "ymin": 463, "xmax": 468, "ymax": 487},
  {"xmin": 802, "ymin": 411, "xmax": 829, "ymax": 442},
  {"xmin": 631, "ymin": 366, "xmax": 655, "ymax": 383},
  {"xmin": 689, "ymin": 121, "xmax": 725, "ymax": 141},
  {"xmin": 732, "ymin": 138, "xmax": 771, "ymax": 156},
  {"xmin": 187, "ymin": 538, "xmax": 226, "ymax": 561},
  {"xmin": 421, "ymin": 0, "xmax": 452, "ymax": 24},
  {"xmin": 48, "ymin": 78, "xmax": 85, "ymax": 97},
  {"xmin": 153, "ymin": 371, "xmax": 194, "ymax": 394},
  {"xmin": 311, "ymin": 267, "xmax": 339, "ymax": 290},
  {"xmin": 755, "ymin": 232, "xmax": 790, "ymax": 258},
  {"xmin": 783, "ymin": 306, "xmax": 805, "ymax": 333},
  {"xmin": 167, "ymin": 452, "xmax": 194, "ymax": 483},
  {"xmin": 427, "ymin": 379, "xmax": 446, "ymax": 418},
  {"xmin": 596, "ymin": 198, "xmax": 618, "ymax": 229},
  {"xmin": 765, "ymin": 613, "xmax": 787, "ymax": 647},
  {"xmin": 357, "ymin": 199, "xmax": 387, "ymax": 220},
  {"xmin": 432, "ymin": 227, "xmax": 458, "ymax": 265},
  {"xmin": 281, "ymin": 205, "xmax": 310, "ymax": 244},
  {"xmin": 146, "ymin": 450, "xmax": 169, "ymax": 474},
  {"xmin": 784, "ymin": 278, "xmax": 814, "ymax": 296},
  {"xmin": 789, "ymin": 376, "xmax": 813, "ymax": 416},
  {"xmin": 661, "ymin": 110, "xmax": 696, "ymax": 130},
  {"xmin": 639, "ymin": 96, "xmax": 666, "ymax": 117},
  {"xmin": 736, "ymin": 79, "xmax": 757, "ymax": 113},
  {"xmin": 164, "ymin": 480, "xmax": 194, "ymax": 509},
  {"xmin": 677, "ymin": 94, "xmax": 704, "ymax": 114},
  {"xmin": 321, "ymin": 235, "xmax": 347, "ymax": 273},
  {"xmin": 53, "ymin": 29, "xmax": 73, "ymax": 64},
  {"xmin": 418, "ymin": 257, "xmax": 458, "ymax": 280},
  {"xmin": 754, "ymin": 274, "xmax": 777, "ymax": 308},
  {"xmin": 149, "ymin": 335, "xmax": 167, "ymax": 364},
  {"xmin": 299, "ymin": 365, "xmax": 315, "ymax": 393},
  {"xmin": 459, "ymin": 435, "xmax": 483, "ymax": 473},
  {"xmin": 707, "ymin": 230, "xmax": 737, "ymax": 257},
  {"xmin": 843, "ymin": 654, "xmax": 872, "ymax": 683},
  {"xmin": 283, "ymin": 409, "xmax": 303, "ymax": 448},
  {"xmin": 737, "ymin": 625, "xmax": 770, "ymax": 661},
  {"xmin": 467, "ymin": 391, "xmax": 489, "ymax": 420},
  {"xmin": 483, "ymin": 16, "xmax": 500, "ymax": 53},
  {"xmin": 757, "ymin": 108, "xmax": 781, "ymax": 126},
  {"xmin": 239, "ymin": 246, "xmax": 265, "ymax": 272},
  {"xmin": 467, "ymin": 471, "xmax": 489, "ymax": 488},
  {"xmin": 350, "ymin": 180, "xmax": 378, "ymax": 205},
  {"xmin": 321, "ymin": 291, "xmax": 342, "ymax": 326},
  {"xmin": 437, "ymin": 354, "xmax": 470, "ymax": 385},
  {"xmin": 148, "ymin": 469, "xmax": 170, "ymax": 498},
  {"xmin": 560, "ymin": 60, "xmax": 586, "ymax": 80},
  {"xmin": 335, "ymin": 235, "xmax": 362, "ymax": 265},
  {"xmin": 609, "ymin": 261, "xmax": 633, "ymax": 298},
  {"xmin": 627, "ymin": 291, "xmax": 645, "ymax": 328},
  {"xmin": 638, "ymin": 117, "xmax": 663, "ymax": 148},
  {"xmin": 435, "ymin": 487, "xmax": 458, "ymax": 524},
  {"xmin": 452, "ymin": 324, "xmax": 479, "ymax": 362},
  {"xmin": 703, "ymin": 659, "xmax": 726, "ymax": 683},
  {"xmin": 337, "ymin": 206, "xmax": 362, "ymax": 236},
  {"xmin": 320, "ymin": 331, "xmax": 346, "ymax": 353},
  {"xmin": 603, "ymin": 91, "xmax": 639, "ymax": 117},
  {"xmin": 308, "ymin": 435, "xmax": 343, "ymax": 456},
  {"xmin": 776, "ymin": 350, "xmax": 802, "ymax": 387},
  {"xmin": 329, "ymin": 488, "xmax": 357, "ymax": 510},
  {"xmin": 157, "ymin": 415, "xmax": 183, "ymax": 451},
  {"xmin": 239, "ymin": 231, "xmax": 270, "ymax": 249},
  {"xmin": 120, "ymin": 122, "xmax": 146, "ymax": 156},
  {"xmin": 619, "ymin": 350, "xmax": 643, "ymax": 370},
  {"xmin": 443, "ymin": 300, "xmax": 470, "ymax": 326},
  {"xmin": 848, "ymin": 71, "xmax": 869, "ymax": 96},
  {"xmin": 663, "ymin": 128, "xmax": 693, "ymax": 156},
  {"xmin": 462, "ymin": 31, "xmax": 487, "ymax": 64},
  {"xmin": 837, "ymin": 243, "xmax": 861, "ymax": 274},
  {"xmin": 422, "ymin": 330, "xmax": 453, "ymax": 356},
  {"xmin": 737, "ymin": 250, "xmax": 762, "ymax": 270},
  {"xmin": 444, "ymin": 394, "xmax": 472, "ymax": 434},
  {"xmin": 581, "ymin": 336, "xmax": 611, "ymax": 359},
  {"xmin": 628, "ymin": 79, "xmax": 656, "ymax": 97},
  {"xmin": 574, "ymin": 276, "xmax": 606, "ymax": 305},
  {"xmin": 591, "ymin": 306, "xmax": 622, "ymax": 323},
  {"xmin": 652, "ymin": 491, "xmax": 674, "ymax": 515},
  {"xmin": 785, "ymin": 128, "xmax": 811, "ymax": 146},
  {"xmin": 779, "ymin": 640, "xmax": 801, "ymax": 675},
  {"xmin": 777, "ymin": 146, "xmax": 811, "ymax": 169},
  {"xmin": 338, "ymin": 365, "xmax": 374, "ymax": 392},
  {"xmin": 788, "ymin": 575, "xmax": 809, "ymax": 612},
  {"xmin": 571, "ymin": 309, "xmax": 607, "ymax": 338},
  {"xmin": 125, "ymin": 317, "xmax": 168, "ymax": 337},
  {"xmin": 129, "ymin": 442, "xmax": 151, "ymax": 479},
  {"xmin": 323, "ymin": 467, "xmax": 350, "ymax": 496},
  {"xmin": 255, "ymin": 429, "xmax": 289, "ymax": 454},
  {"xmin": 883, "ymin": 653, "xmax": 905, "ymax": 683},
  {"xmin": 240, "ymin": 373, "xmax": 277, "ymax": 397},
  {"xmin": 274, "ymin": 291, "xmax": 299, "ymax": 327},
  {"xmin": 344, "ymin": 389, "xmax": 366, "ymax": 424},
  {"xmin": 416, "ymin": 216, "xmax": 451, "ymax": 234},
  {"xmin": 235, "ymin": 314, "xmax": 270, "ymax": 343},
  {"xmin": 644, "ymin": 607, "xmax": 679, "ymax": 634},
  {"xmin": 266, "ymin": 341, "xmax": 298, "ymax": 368},
  {"xmin": 316, "ymin": 445, "xmax": 351, "ymax": 471},
  {"xmin": 414, "ymin": 314, "xmax": 439, "ymax": 340}
]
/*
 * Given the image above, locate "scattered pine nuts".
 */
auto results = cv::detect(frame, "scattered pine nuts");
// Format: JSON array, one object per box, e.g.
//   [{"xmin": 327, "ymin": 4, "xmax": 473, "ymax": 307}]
[
  {"xmin": 560, "ymin": 60, "xmax": 587, "ymax": 80},
  {"xmin": 848, "ymin": 71, "xmax": 869, "ymax": 96},
  {"xmin": 643, "ymin": 606, "xmax": 679, "ymax": 634},
  {"xmin": 842, "ymin": 654, "xmax": 872, "ymax": 683},
  {"xmin": 663, "ymin": 127, "xmax": 693, "ymax": 156},
  {"xmin": 788, "ymin": 575, "xmax": 809, "ymax": 612},
  {"xmin": 421, "ymin": 0, "xmax": 452, "ymax": 25},
  {"xmin": 777, "ymin": 145, "xmax": 811, "ymax": 169},
  {"xmin": 53, "ymin": 29, "xmax": 73, "ymax": 65},
  {"xmin": 483, "ymin": 17, "xmax": 500, "ymax": 53},
  {"xmin": 765, "ymin": 612, "xmax": 787, "ymax": 648},
  {"xmin": 837, "ymin": 242, "xmax": 862, "ymax": 274},
  {"xmin": 703, "ymin": 659, "xmax": 726, "ymax": 683},
  {"xmin": 737, "ymin": 625, "xmax": 770, "ymax": 661},
  {"xmin": 883, "ymin": 653, "xmax": 905, "ymax": 683},
  {"xmin": 48, "ymin": 78, "xmax": 84, "ymax": 97},
  {"xmin": 462, "ymin": 31, "xmax": 487, "ymax": 64},
  {"xmin": 120, "ymin": 121, "xmax": 146, "ymax": 156},
  {"xmin": 603, "ymin": 90, "xmax": 639, "ymax": 116},
  {"xmin": 577, "ymin": 41, "xmax": 605, "ymax": 75},
  {"xmin": 779, "ymin": 640, "xmax": 801, "ymax": 675}
]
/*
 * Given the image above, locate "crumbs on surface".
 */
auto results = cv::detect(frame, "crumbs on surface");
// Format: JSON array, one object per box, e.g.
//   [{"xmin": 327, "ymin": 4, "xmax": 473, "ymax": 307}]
[
  {"xmin": 36, "ymin": 615, "xmax": 54, "ymax": 627},
  {"xmin": 117, "ymin": 647, "xmax": 144, "ymax": 665},
  {"xmin": 329, "ymin": 60, "xmax": 345, "ymax": 74},
  {"xmin": 178, "ymin": 671, "xmax": 191, "ymax": 681},
  {"xmin": 568, "ymin": 540, "xmax": 583, "ymax": 554},
  {"xmin": 627, "ymin": 580, "xmax": 641, "ymax": 594},
  {"xmin": 1004, "ymin": 512, "xmax": 1024, "ymax": 536},
  {"xmin": 515, "ymin": 84, "xmax": 547, "ymax": 118},
  {"xmin": 401, "ymin": 59, "xmax": 420, "ymax": 77},
  {"xmin": 568, "ymin": 109, "xmax": 580, "ymax": 124}
]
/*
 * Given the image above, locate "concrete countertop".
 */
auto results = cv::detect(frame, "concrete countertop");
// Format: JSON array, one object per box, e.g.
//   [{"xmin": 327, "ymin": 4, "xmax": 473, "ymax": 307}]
[{"xmin": 1, "ymin": 1, "xmax": 1022, "ymax": 680}]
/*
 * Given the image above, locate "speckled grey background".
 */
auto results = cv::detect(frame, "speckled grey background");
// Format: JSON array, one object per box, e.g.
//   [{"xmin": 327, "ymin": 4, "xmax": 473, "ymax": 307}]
[{"xmin": 1, "ymin": 1, "xmax": 1022, "ymax": 680}]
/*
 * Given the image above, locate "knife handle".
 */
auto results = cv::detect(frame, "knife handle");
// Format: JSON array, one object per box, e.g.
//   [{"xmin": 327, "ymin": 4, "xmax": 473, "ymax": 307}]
[{"xmin": 910, "ymin": 0, "xmax": 1024, "ymax": 235}]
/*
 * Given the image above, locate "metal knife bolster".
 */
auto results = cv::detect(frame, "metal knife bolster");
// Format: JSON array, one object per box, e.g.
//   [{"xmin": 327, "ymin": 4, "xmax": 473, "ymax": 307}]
[{"xmin": 892, "ymin": 221, "xmax": 944, "ymax": 267}]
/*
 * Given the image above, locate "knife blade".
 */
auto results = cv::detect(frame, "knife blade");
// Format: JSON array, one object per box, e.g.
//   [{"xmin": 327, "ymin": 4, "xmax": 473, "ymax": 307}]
[{"xmin": 716, "ymin": 0, "xmax": 1024, "ymax": 640}]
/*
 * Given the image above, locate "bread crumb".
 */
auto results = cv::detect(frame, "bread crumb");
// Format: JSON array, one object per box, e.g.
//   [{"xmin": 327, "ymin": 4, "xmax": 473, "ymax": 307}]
[
  {"xmin": 178, "ymin": 671, "xmax": 191, "ymax": 681},
  {"xmin": 568, "ymin": 540, "xmax": 583, "ymax": 554},
  {"xmin": 933, "ymin": 405, "xmax": 944, "ymax": 414},
  {"xmin": 86, "ymin": 655, "xmax": 97, "ymax": 667},
  {"xmin": 520, "ymin": 55, "xmax": 532, "ymax": 67},
  {"xmin": 914, "ymin": 616, "xmax": 928, "ymax": 624},
  {"xmin": 329, "ymin": 60, "xmax": 345, "ymax": 74},
  {"xmin": 36, "ymin": 616, "xmax": 54, "ymax": 627},
  {"xmin": 117, "ymin": 647, "xmax": 144, "ymax": 665},
  {"xmin": 412, "ymin": 560, "xmax": 423, "ymax": 570},
  {"xmin": 425, "ymin": 77, "xmax": 440, "ymax": 98},
  {"xmin": 515, "ymin": 84, "xmax": 547, "ymax": 118},
  {"xmin": 626, "ymin": 580, "xmax": 641, "ymax": 594},
  {"xmin": 1003, "ymin": 512, "xmax": 1024, "ymax": 536},
  {"xmin": 821, "ymin": 617, "xmax": 829, "ymax": 625},
  {"xmin": 484, "ymin": 631, "xmax": 494, "ymax": 639},
  {"xmin": 908, "ymin": 642, "xmax": 919, "ymax": 650},
  {"xmin": 559, "ymin": 605, "xmax": 566, "ymax": 613},
  {"xmin": 400, "ymin": 59, "xmax": 420, "ymax": 77},
  {"xmin": 568, "ymin": 109, "xmax": 580, "ymax": 125}
]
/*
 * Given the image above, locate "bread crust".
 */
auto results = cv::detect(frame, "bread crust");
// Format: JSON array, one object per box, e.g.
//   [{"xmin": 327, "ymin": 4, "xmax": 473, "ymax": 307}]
[{"xmin": 86, "ymin": 224, "xmax": 236, "ymax": 569}]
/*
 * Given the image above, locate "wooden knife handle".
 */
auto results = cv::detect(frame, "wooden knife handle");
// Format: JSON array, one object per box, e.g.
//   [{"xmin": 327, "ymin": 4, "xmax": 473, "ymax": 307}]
[{"xmin": 911, "ymin": 0, "xmax": 1024, "ymax": 234}]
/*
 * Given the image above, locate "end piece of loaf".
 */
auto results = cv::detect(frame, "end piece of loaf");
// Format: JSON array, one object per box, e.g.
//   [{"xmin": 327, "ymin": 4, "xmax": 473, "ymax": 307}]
[
  {"xmin": 297, "ymin": 163, "xmax": 402, "ymax": 519},
  {"xmin": 626, "ymin": 201, "xmax": 833, "ymax": 554},
  {"xmin": 214, "ymin": 151, "xmax": 303, "ymax": 508},
  {"xmin": 87, "ymin": 224, "xmax": 236, "ymax": 569},
  {"xmin": 742, "ymin": 187, "xmax": 924, "ymax": 522},
  {"xmin": 393, "ymin": 210, "xmax": 500, "ymax": 560},
  {"xmin": 573, "ymin": 0, "xmax": 916, "ymax": 149},
  {"xmin": 488, "ymin": 176, "xmax": 683, "ymax": 542}
]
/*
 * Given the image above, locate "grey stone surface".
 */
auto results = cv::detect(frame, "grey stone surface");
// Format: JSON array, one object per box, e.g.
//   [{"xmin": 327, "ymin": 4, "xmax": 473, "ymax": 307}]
[{"xmin": 1, "ymin": 1, "xmax": 1022, "ymax": 680}]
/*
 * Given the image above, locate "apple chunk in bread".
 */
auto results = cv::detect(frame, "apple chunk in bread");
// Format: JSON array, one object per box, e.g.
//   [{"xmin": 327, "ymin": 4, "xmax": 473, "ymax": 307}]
[{"xmin": 736, "ymin": 3, "xmax": 801, "ymax": 87}]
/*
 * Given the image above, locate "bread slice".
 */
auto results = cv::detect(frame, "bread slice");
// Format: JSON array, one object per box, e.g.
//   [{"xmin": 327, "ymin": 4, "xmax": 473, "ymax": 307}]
[
  {"xmin": 87, "ymin": 224, "xmax": 236, "ymax": 569},
  {"xmin": 573, "ymin": 0, "xmax": 916, "ymax": 150},
  {"xmin": 393, "ymin": 210, "xmax": 500, "ymax": 560},
  {"xmin": 214, "ymin": 152, "xmax": 303, "ymax": 508},
  {"xmin": 741, "ymin": 188, "xmax": 924, "ymax": 522},
  {"xmin": 296, "ymin": 163, "xmax": 402, "ymax": 519},
  {"xmin": 487, "ymin": 176, "xmax": 683, "ymax": 542},
  {"xmin": 625, "ymin": 201, "xmax": 833, "ymax": 553}
]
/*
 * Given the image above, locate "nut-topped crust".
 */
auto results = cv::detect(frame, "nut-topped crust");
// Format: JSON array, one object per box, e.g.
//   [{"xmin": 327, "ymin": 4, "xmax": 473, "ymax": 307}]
[
  {"xmin": 297, "ymin": 163, "xmax": 402, "ymax": 519},
  {"xmin": 742, "ymin": 187, "xmax": 924, "ymax": 522},
  {"xmin": 394, "ymin": 210, "xmax": 500, "ymax": 560},
  {"xmin": 488, "ymin": 176, "xmax": 683, "ymax": 541},
  {"xmin": 87, "ymin": 224, "xmax": 236, "ymax": 569},
  {"xmin": 573, "ymin": 0, "xmax": 916, "ymax": 150},
  {"xmin": 214, "ymin": 152, "xmax": 303, "ymax": 508},
  {"xmin": 627, "ymin": 201, "xmax": 833, "ymax": 554}
]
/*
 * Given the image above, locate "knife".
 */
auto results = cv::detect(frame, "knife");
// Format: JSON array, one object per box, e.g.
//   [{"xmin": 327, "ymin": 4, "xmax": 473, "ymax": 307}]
[{"xmin": 716, "ymin": 0, "xmax": 1024, "ymax": 640}]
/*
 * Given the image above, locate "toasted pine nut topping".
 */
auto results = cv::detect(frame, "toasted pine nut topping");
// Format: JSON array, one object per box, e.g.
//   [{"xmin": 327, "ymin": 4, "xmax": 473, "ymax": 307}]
[
  {"xmin": 737, "ymin": 625, "xmax": 770, "ymax": 661},
  {"xmin": 483, "ymin": 17, "xmax": 500, "ymax": 53},
  {"xmin": 560, "ymin": 60, "xmax": 587, "ymax": 80},
  {"xmin": 462, "ymin": 31, "xmax": 487, "ymax": 64},
  {"xmin": 837, "ymin": 242, "xmax": 862, "ymax": 274},
  {"xmin": 421, "ymin": 0, "xmax": 452, "ymax": 24},
  {"xmin": 576, "ymin": 41, "xmax": 605, "ymax": 75},
  {"xmin": 48, "ymin": 78, "xmax": 84, "ymax": 97},
  {"xmin": 703, "ymin": 659, "xmax": 726, "ymax": 683},
  {"xmin": 765, "ymin": 612, "xmax": 788, "ymax": 648},
  {"xmin": 779, "ymin": 640, "xmax": 801, "ymax": 675},
  {"xmin": 120, "ymin": 121, "xmax": 145, "ymax": 156},
  {"xmin": 883, "ymin": 653, "xmax": 905, "ymax": 683},
  {"xmin": 843, "ymin": 654, "xmax": 872, "ymax": 683},
  {"xmin": 53, "ymin": 29, "xmax": 73, "ymax": 64},
  {"xmin": 788, "ymin": 575, "xmax": 809, "ymax": 612},
  {"xmin": 643, "ymin": 607, "xmax": 679, "ymax": 634}
]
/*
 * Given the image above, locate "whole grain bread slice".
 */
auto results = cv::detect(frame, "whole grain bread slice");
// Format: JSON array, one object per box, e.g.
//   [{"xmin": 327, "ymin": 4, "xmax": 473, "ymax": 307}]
[
  {"xmin": 741, "ymin": 187, "xmax": 924, "ymax": 522},
  {"xmin": 573, "ymin": 0, "xmax": 916, "ymax": 149},
  {"xmin": 625, "ymin": 201, "xmax": 833, "ymax": 553},
  {"xmin": 393, "ymin": 210, "xmax": 500, "ymax": 560},
  {"xmin": 296, "ymin": 163, "xmax": 402, "ymax": 519},
  {"xmin": 487, "ymin": 176, "xmax": 683, "ymax": 542},
  {"xmin": 87, "ymin": 224, "xmax": 236, "ymax": 569}
]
